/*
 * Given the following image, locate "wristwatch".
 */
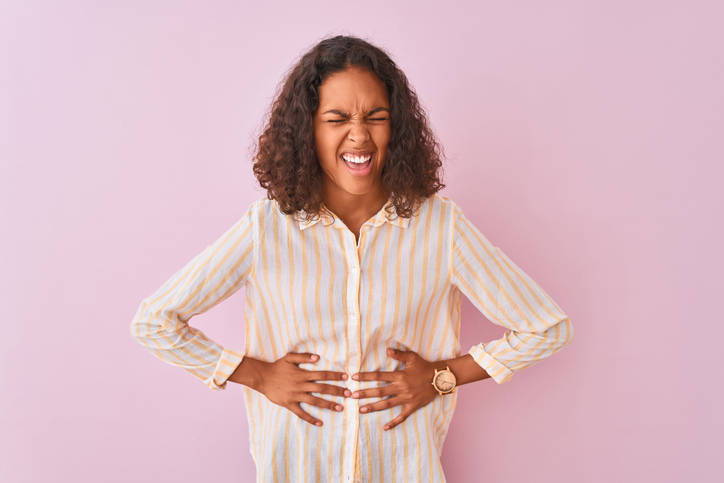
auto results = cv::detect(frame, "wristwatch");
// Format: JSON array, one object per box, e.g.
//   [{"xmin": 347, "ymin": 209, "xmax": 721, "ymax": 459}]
[{"xmin": 431, "ymin": 363, "xmax": 457, "ymax": 396}]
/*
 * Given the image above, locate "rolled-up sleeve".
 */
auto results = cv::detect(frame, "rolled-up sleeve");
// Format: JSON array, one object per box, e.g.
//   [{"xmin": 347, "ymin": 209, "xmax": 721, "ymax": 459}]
[
  {"xmin": 450, "ymin": 204, "xmax": 573, "ymax": 384},
  {"xmin": 130, "ymin": 204, "xmax": 256, "ymax": 391}
]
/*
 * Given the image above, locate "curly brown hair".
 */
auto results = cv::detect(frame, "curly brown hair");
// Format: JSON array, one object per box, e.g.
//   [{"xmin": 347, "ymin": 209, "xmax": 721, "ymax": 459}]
[{"xmin": 251, "ymin": 34, "xmax": 445, "ymax": 224}]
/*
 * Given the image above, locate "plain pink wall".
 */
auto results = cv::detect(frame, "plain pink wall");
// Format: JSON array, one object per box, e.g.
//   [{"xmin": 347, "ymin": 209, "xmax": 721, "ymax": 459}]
[{"xmin": 2, "ymin": 1, "xmax": 722, "ymax": 482}]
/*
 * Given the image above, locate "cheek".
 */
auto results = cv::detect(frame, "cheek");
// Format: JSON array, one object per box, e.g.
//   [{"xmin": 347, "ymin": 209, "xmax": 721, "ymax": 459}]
[
  {"xmin": 374, "ymin": 129, "xmax": 391, "ymax": 154},
  {"xmin": 319, "ymin": 127, "xmax": 341, "ymax": 148},
  {"xmin": 315, "ymin": 129, "xmax": 342, "ymax": 168},
  {"xmin": 314, "ymin": 128, "xmax": 333, "ymax": 153}
]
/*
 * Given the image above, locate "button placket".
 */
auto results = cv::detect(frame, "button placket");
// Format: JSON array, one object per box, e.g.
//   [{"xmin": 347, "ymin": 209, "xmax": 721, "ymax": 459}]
[
  {"xmin": 348, "ymin": 229, "xmax": 363, "ymax": 375},
  {"xmin": 348, "ymin": 228, "xmax": 365, "ymax": 483}
]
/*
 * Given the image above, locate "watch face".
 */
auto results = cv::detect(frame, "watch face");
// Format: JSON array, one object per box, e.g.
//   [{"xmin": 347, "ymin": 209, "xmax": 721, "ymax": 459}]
[{"xmin": 434, "ymin": 371, "xmax": 455, "ymax": 392}]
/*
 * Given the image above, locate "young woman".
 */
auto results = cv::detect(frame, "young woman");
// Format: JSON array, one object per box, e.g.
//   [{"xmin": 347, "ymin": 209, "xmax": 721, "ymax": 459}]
[{"xmin": 130, "ymin": 35, "xmax": 573, "ymax": 483}]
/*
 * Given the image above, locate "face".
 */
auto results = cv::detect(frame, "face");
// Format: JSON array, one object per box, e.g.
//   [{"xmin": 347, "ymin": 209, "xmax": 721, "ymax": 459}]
[{"xmin": 313, "ymin": 66, "xmax": 391, "ymax": 200}]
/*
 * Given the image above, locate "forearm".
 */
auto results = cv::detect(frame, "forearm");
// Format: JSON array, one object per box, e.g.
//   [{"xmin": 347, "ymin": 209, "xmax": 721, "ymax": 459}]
[
  {"xmin": 469, "ymin": 317, "xmax": 574, "ymax": 383},
  {"xmin": 131, "ymin": 300, "xmax": 246, "ymax": 390},
  {"xmin": 438, "ymin": 354, "xmax": 491, "ymax": 387},
  {"xmin": 227, "ymin": 355, "xmax": 268, "ymax": 391}
]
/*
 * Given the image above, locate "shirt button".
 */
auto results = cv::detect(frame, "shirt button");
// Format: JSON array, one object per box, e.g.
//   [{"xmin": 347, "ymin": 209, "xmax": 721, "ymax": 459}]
[
  {"xmin": 351, "ymin": 266, "xmax": 357, "ymax": 272},
  {"xmin": 350, "ymin": 351, "xmax": 358, "ymax": 357}
]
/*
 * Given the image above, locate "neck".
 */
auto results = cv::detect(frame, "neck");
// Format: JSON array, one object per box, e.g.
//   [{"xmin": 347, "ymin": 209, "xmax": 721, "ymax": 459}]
[{"xmin": 321, "ymin": 182, "xmax": 390, "ymax": 224}]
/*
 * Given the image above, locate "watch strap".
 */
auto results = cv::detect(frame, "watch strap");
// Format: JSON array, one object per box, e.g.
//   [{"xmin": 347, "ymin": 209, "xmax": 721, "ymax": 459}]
[{"xmin": 433, "ymin": 360, "xmax": 449, "ymax": 371}]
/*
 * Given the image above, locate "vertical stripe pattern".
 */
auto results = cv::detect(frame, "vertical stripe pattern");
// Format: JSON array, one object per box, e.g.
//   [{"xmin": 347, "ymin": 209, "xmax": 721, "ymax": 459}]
[{"xmin": 130, "ymin": 194, "xmax": 573, "ymax": 482}]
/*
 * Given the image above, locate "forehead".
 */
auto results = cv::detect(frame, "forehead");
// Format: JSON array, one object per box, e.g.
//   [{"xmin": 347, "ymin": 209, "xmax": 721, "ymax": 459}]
[{"xmin": 317, "ymin": 67, "xmax": 389, "ymax": 111}]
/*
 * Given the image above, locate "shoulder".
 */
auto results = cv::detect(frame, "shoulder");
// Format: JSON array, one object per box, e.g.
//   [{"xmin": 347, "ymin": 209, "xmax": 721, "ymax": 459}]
[
  {"xmin": 432, "ymin": 194, "xmax": 460, "ymax": 210},
  {"xmin": 244, "ymin": 196, "xmax": 302, "ymax": 229},
  {"xmin": 245, "ymin": 196, "xmax": 275, "ymax": 217},
  {"xmin": 430, "ymin": 194, "xmax": 463, "ymax": 217},
  {"xmin": 231, "ymin": 197, "xmax": 273, "ymax": 229},
  {"xmin": 406, "ymin": 195, "xmax": 462, "ymax": 234}
]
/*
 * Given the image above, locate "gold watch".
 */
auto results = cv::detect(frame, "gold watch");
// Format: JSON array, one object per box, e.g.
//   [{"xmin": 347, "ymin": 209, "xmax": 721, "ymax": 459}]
[{"xmin": 431, "ymin": 364, "xmax": 457, "ymax": 396}]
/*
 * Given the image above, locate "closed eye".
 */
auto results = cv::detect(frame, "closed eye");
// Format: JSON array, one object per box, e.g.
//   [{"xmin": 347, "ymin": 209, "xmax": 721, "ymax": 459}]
[{"xmin": 327, "ymin": 118, "xmax": 388, "ymax": 123}]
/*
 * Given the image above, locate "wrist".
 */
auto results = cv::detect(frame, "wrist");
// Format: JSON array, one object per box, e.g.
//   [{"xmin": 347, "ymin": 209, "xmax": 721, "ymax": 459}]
[
  {"xmin": 443, "ymin": 354, "xmax": 492, "ymax": 386},
  {"xmin": 432, "ymin": 360, "xmax": 449, "ymax": 371},
  {"xmin": 230, "ymin": 356, "xmax": 267, "ymax": 392},
  {"xmin": 430, "ymin": 363, "xmax": 457, "ymax": 396}
]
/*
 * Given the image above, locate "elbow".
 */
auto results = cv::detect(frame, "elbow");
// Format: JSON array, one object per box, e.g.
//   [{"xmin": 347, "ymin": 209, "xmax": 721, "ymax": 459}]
[
  {"xmin": 530, "ymin": 315, "xmax": 572, "ymax": 351},
  {"xmin": 515, "ymin": 315, "xmax": 573, "ymax": 353},
  {"xmin": 556, "ymin": 315, "xmax": 574, "ymax": 349},
  {"xmin": 129, "ymin": 313, "xmax": 144, "ymax": 344},
  {"xmin": 129, "ymin": 299, "xmax": 178, "ymax": 347},
  {"xmin": 129, "ymin": 300, "xmax": 152, "ymax": 345}
]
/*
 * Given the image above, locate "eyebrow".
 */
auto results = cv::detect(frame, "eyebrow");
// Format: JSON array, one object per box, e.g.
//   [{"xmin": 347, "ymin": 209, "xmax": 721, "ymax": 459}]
[{"xmin": 322, "ymin": 107, "xmax": 390, "ymax": 116}]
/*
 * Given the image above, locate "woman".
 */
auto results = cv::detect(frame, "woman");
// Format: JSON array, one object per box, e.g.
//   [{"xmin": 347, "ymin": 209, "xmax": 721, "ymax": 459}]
[{"xmin": 130, "ymin": 35, "xmax": 573, "ymax": 483}]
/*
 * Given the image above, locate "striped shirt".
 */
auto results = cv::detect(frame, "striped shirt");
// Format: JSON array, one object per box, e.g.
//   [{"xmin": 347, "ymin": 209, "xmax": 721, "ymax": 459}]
[{"xmin": 130, "ymin": 194, "xmax": 573, "ymax": 483}]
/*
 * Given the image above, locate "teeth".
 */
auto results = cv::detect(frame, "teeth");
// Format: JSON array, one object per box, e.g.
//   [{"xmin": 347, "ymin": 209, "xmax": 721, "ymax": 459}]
[{"xmin": 342, "ymin": 154, "xmax": 372, "ymax": 164}]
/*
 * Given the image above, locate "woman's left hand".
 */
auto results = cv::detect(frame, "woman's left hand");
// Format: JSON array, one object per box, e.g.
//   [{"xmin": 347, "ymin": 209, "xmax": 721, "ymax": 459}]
[{"xmin": 351, "ymin": 348, "xmax": 440, "ymax": 431}]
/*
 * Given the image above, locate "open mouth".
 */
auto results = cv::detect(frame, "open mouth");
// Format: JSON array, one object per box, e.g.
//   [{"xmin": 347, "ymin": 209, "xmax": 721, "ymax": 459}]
[{"xmin": 341, "ymin": 153, "xmax": 373, "ymax": 171}]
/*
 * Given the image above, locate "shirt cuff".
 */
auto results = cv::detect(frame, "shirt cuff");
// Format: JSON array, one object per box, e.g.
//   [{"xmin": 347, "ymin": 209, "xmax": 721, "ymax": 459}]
[
  {"xmin": 468, "ymin": 345, "xmax": 514, "ymax": 384},
  {"xmin": 207, "ymin": 348, "xmax": 244, "ymax": 391}
]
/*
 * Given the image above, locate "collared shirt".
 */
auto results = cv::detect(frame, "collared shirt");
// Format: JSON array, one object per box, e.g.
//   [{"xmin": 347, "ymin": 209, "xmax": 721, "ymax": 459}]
[{"xmin": 130, "ymin": 194, "xmax": 573, "ymax": 483}]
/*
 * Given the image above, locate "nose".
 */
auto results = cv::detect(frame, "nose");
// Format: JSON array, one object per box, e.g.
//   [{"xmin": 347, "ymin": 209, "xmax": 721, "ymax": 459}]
[{"xmin": 347, "ymin": 121, "xmax": 370, "ymax": 144}]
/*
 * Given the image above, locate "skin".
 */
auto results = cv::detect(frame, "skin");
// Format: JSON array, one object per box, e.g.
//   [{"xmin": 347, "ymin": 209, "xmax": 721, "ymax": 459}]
[
  {"xmin": 313, "ymin": 65, "xmax": 392, "ymax": 242},
  {"xmin": 228, "ymin": 66, "xmax": 491, "ymax": 430}
]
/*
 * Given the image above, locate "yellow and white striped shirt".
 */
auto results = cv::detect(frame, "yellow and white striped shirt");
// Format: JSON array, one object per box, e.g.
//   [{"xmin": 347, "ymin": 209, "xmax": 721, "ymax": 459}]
[{"xmin": 130, "ymin": 194, "xmax": 573, "ymax": 483}]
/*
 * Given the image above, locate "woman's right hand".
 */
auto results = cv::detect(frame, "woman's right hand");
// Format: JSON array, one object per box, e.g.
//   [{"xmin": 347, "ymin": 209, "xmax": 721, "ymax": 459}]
[{"xmin": 255, "ymin": 352, "xmax": 350, "ymax": 427}]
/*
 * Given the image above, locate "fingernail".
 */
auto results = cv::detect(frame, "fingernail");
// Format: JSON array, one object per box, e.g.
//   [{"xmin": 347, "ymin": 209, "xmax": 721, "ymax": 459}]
[
  {"xmin": 352, "ymin": 392, "xmax": 359, "ymax": 399},
  {"xmin": 315, "ymin": 421, "xmax": 322, "ymax": 426},
  {"xmin": 344, "ymin": 390, "xmax": 351, "ymax": 397},
  {"xmin": 360, "ymin": 407, "xmax": 368, "ymax": 413},
  {"xmin": 311, "ymin": 355, "xmax": 319, "ymax": 361},
  {"xmin": 383, "ymin": 425, "xmax": 389, "ymax": 430},
  {"xmin": 342, "ymin": 374, "xmax": 348, "ymax": 380},
  {"xmin": 388, "ymin": 348, "xmax": 394, "ymax": 354},
  {"xmin": 352, "ymin": 374, "xmax": 359, "ymax": 380},
  {"xmin": 335, "ymin": 405, "xmax": 343, "ymax": 411}
]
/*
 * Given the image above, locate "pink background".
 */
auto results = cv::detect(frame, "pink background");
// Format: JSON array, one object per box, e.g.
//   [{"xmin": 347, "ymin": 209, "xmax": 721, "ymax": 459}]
[{"xmin": 2, "ymin": 1, "xmax": 722, "ymax": 482}]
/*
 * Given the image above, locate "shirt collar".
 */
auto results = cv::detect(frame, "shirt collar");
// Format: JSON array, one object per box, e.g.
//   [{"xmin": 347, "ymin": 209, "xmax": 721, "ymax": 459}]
[{"xmin": 297, "ymin": 197, "xmax": 410, "ymax": 231}]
